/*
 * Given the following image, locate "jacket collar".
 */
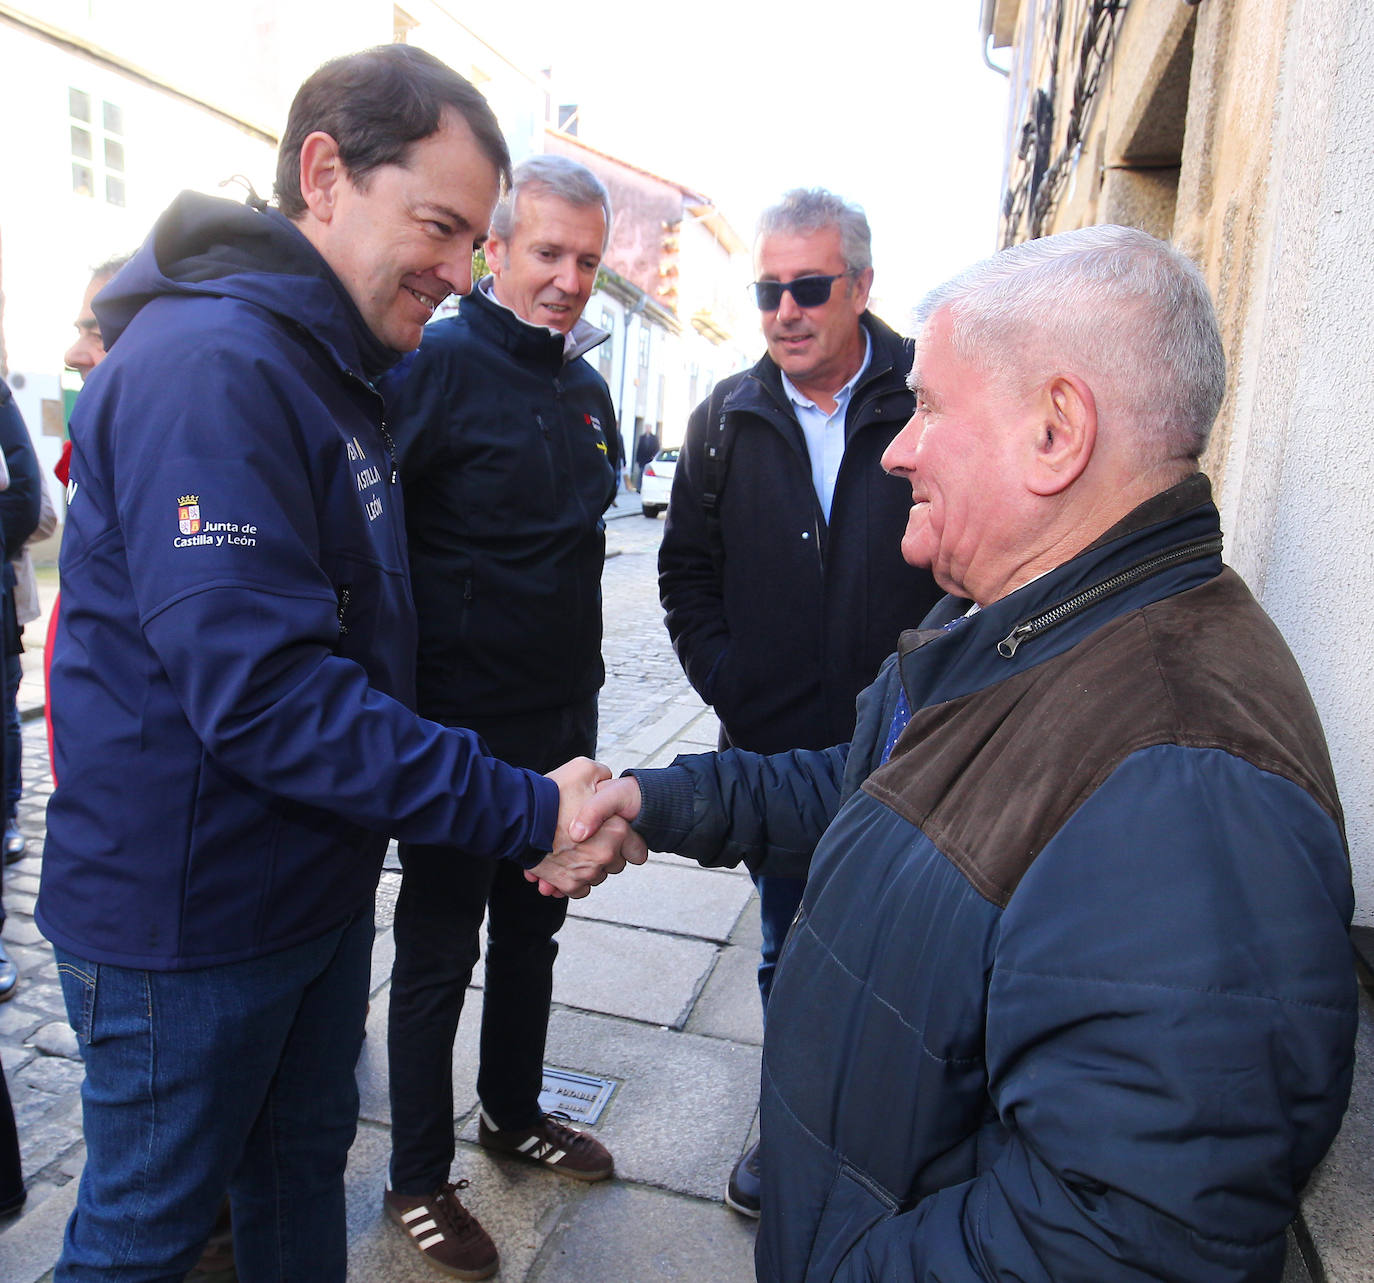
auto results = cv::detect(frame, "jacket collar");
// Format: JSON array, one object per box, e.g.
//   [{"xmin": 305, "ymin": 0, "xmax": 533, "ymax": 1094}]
[
  {"xmin": 732, "ymin": 310, "xmax": 913, "ymax": 421},
  {"xmin": 466, "ymin": 276, "xmax": 610, "ymax": 368},
  {"xmin": 895, "ymin": 474, "xmax": 1223, "ymax": 710}
]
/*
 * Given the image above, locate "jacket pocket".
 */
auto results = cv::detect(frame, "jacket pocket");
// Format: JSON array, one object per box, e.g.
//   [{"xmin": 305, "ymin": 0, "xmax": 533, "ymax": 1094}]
[
  {"xmin": 806, "ymin": 1161, "xmax": 898, "ymax": 1282},
  {"xmin": 56, "ymin": 958, "xmax": 98, "ymax": 1046}
]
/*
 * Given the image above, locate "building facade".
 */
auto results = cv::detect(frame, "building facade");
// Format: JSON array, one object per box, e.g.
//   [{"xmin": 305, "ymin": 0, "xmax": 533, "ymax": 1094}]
[
  {"xmin": 544, "ymin": 129, "xmax": 749, "ymax": 463},
  {"xmin": 0, "ymin": 2, "xmax": 747, "ymax": 499},
  {"xmin": 989, "ymin": 0, "xmax": 1374, "ymax": 929}
]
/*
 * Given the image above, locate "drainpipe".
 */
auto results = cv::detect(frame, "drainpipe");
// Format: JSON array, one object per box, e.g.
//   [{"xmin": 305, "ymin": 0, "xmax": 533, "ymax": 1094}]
[
  {"xmin": 618, "ymin": 295, "xmax": 647, "ymax": 471},
  {"xmin": 980, "ymin": 0, "xmax": 1011, "ymax": 76}
]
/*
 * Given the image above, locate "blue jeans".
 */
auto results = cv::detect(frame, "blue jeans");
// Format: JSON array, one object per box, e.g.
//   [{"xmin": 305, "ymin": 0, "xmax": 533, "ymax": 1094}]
[
  {"xmin": 54, "ymin": 904, "xmax": 373, "ymax": 1281},
  {"xmin": 752, "ymin": 872, "xmax": 806, "ymax": 1018}
]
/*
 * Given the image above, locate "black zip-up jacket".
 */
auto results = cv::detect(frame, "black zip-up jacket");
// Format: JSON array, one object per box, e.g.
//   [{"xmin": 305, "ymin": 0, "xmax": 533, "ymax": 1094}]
[
  {"xmin": 388, "ymin": 283, "xmax": 619, "ymax": 723},
  {"xmin": 659, "ymin": 312, "xmax": 943, "ymax": 754}
]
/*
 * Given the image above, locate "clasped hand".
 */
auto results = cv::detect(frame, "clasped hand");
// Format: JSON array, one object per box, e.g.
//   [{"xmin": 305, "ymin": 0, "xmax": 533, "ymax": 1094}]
[{"xmin": 525, "ymin": 759, "xmax": 646, "ymax": 898}]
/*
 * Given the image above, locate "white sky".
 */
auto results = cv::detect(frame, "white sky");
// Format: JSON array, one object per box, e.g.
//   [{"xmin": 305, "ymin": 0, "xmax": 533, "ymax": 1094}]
[{"xmin": 466, "ymin": 1, "xmax": 1012, "ymax": 329}]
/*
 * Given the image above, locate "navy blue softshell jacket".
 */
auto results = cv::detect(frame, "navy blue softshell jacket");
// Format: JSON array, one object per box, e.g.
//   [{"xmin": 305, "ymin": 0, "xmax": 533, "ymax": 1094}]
[{"xmin": 38, "ymin": 193, "xmax": 559, "ymax": 970}]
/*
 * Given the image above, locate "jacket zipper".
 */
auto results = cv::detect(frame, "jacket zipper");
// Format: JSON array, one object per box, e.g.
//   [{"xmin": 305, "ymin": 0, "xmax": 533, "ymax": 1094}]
[
  {"xmin": 997, "ymin": 534, "xmax": 1224, "ymax": 659},
  {"xmin": 377, "ymin": 418, "xmax": 399, "ymax": 484}
]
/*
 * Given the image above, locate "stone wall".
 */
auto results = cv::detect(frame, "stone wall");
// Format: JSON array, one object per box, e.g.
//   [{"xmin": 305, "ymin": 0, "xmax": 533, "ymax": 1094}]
[{"xmin": 996, "ymin": 0, "xmax": 1374, "ymax": 921}]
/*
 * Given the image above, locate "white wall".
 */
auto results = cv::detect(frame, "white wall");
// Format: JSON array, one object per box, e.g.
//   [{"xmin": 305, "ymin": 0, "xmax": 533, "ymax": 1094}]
[
  {"xmin": 0, "ymin": 24, "xmax": 279, "ymax": 476},
  {"xmin": 1218, "ymin": 0, "xmax": 1374, "ymax": 921}
]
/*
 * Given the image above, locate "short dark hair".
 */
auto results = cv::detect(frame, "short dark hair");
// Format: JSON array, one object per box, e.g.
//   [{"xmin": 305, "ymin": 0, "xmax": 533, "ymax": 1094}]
[
  {"xmin": 274, "ymin": 44, "xmax": 511, "ymax": 219},
  {"xmin": 91, "ymin": 253, "xmax": 133, "ymax": 284}
]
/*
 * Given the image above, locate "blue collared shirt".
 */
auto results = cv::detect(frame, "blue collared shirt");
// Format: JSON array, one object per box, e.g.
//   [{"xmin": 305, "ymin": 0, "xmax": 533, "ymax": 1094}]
[{"xmin": 780, "ymin": 329, "xmax": 872, "ymax": 524}]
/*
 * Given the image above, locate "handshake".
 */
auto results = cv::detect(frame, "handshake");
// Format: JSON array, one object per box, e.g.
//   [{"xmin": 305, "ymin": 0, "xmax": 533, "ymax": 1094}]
[{"xmin": 525, "ymin": 758, "xmax": 647, "ymax": 898}]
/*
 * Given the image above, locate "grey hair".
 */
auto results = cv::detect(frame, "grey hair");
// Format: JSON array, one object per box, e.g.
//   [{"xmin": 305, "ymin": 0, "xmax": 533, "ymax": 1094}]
[
  {"xmin": 489, "ymin": 154, "xmax": 613, "ymax": 251},
  {"xmin": 917, "ymin": 224, "xmax": 1225, "ymax": 459},
  {"xmin": 756, "ymin": 188, "xmax": 872, "ymax": 274}
]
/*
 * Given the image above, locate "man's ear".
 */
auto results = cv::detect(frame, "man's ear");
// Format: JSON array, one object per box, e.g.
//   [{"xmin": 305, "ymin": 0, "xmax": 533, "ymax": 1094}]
[
  {"xmin": 849, "ymin": 266, "xmax": 874, "ymax": 313},
  {"xmin": 1026, "ymin": 372, "xmax": 1097, "ymax": 496},
  {"xmin": 484, "ymin": 233, "xmax": 507, "ymax": 280},
  {"xmin": 298, "ymin": 131, "xmax": 345, "ymax": 223}
]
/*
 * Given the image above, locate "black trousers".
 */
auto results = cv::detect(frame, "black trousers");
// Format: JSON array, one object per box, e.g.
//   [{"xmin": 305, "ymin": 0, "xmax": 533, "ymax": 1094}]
[
  {"xmin": 0, "ymin": 1049, "xmax": 20, "ymax": 1212},
  {"xmin": 386, "ymin": 697, "xmax": 597, "ymax": 1195}
]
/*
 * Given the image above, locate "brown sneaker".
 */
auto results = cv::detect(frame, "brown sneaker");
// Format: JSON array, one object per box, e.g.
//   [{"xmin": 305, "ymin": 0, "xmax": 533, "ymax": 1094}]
[
  {"xmin": 383, "ymin": 1180, "xmax": 498, "ymax": 1279},
  {"xmin": 477, "ymin": 1109, "xmax": 613, "ymax": 1182}
]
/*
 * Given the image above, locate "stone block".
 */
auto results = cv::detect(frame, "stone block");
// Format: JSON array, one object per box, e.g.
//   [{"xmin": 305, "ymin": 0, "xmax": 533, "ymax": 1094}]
[
  {"xmin": 28, "ymin": 1022, "xmax": 78, "ymax": 1060},
  {"xmin": 684, "ymin": 944, "xmax": 764, "ymax": 1047},
  {"xmin": 0, "ymin": 1004, "xmax": 45, "ymax": 1040},
  {"xmin": 1, "ymin": 920, "xmax": 47, "ymax": 947},
  {"xmin": 0, "ymin": 1169, "xmax": 74, "ymax": 1283},
  {"xmin": 368, "ymin": 926, "xmax": 395, "ymax": 999},
  {"xmin": 527, "ymin": 1180, "xmax": 756, "ymax": 1283},
  {"xmin": 549, "ymin": 919, "xmax": 717, "ymax": 1028},
  {"xmin": 469, "ymin": 1009, "xmax": 762, "ymax": 1202},
  {"xmin": 567, "ymin": 860, "xmax": 754, "ymax": 943},
  {"xmin": 16, "ymin": 1055, "xmax": 83, "ymax": 1096}
]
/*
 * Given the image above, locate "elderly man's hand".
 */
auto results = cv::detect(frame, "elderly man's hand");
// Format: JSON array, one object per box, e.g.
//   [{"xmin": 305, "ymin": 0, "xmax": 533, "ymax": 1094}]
[
  {"xmin": 571, "ymin": 775, "xmax": 643, "ymax": 842},
  {"xmin": 526, "ymin": 759, "xmax": 648, "ymax": 898}
]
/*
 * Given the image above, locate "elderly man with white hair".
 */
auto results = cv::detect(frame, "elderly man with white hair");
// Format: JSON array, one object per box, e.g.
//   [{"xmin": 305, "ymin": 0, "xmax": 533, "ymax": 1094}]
[{"xmin": 572, "ymin": 224, "xmax": 1357, "ymax": 1281}]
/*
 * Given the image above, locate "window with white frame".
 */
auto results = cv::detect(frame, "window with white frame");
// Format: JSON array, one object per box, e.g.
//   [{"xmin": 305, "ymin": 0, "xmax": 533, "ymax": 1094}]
[{"xmin": 70, "ymin": 88, "xmax": 126, "ymax": 207}]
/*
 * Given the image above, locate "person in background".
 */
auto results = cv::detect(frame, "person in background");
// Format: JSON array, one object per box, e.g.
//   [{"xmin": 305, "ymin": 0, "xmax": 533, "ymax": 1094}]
[
  {"xmin": 42, "ymin": 254, "xmax": 133, "ymax": 787},
  {"xmin": 0, "ymin": 377, "xmax": 41, "ymax": 998},
  {"xmin": 631, "ymin": 424, "xmax": 658, "ymax": 491},
  {"xmin": 657, "ymin": 187, "xmax": 942, "ymax": 1216},
  {"xmin": 4, "ymin": 458, "xmax": 56, "ymax": 864},
  {"xmin": 384, "ymin": 153, "xmax": 620, "ymax": 1280},
  {"xmin": 0, "ymin": 373, "xmax": 42, "ymax": 1222}
]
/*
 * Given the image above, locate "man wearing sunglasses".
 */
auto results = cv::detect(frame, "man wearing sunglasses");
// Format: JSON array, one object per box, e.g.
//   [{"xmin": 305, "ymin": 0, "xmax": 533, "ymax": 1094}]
[{"xmin": 658, "ymin": 188, "xmax": 942, "ymax": 1217}]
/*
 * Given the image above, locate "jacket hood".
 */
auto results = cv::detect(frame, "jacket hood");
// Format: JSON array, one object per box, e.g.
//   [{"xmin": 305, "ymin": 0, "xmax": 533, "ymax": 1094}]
[{"xmin": 95, "ymin": 191, "xmax": 400, "ymax": 381}]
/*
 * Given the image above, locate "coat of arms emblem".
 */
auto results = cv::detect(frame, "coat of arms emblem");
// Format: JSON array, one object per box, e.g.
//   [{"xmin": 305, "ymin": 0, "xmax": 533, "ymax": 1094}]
[{"xmin": 178, "ymin": 495, "xmax": 201, "ymax": 535}]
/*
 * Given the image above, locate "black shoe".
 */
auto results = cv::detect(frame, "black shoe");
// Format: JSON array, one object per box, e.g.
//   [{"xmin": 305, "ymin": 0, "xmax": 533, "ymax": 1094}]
[
  {"xmin": 0, "ymin": 939, "xmax": 17, "ymax": 1003},
  {"xmin": 3, "ymin": 827, "xmax": 25, "ymax": 864},
  {"xmin": 725, "ymin": 1140, "xmax": 761, "ymax": 1218}
]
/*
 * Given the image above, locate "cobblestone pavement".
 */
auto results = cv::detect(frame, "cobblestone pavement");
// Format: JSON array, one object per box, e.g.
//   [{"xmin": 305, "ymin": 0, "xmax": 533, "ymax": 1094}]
[
  {"xmin": 2, "ymin": 504, "xmax": 713, "ymax": 1233},
  {"xmin": 1, "ymin": 717, "xmax": 83, "ymax": 1224}
]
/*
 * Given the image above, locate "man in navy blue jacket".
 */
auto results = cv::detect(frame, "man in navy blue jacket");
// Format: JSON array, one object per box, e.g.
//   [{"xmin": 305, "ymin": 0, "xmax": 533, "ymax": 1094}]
[
  {"xmin": 572, "ymin": 226, "xmax": 1356, "ymax": 1282},
  {"xmin": 382, "ymin": 155, "xmax": 619, "ymax": 1277},
  {"xmin": 38, "ymin": 46, "xmax": 639, "ymax": 1281}
]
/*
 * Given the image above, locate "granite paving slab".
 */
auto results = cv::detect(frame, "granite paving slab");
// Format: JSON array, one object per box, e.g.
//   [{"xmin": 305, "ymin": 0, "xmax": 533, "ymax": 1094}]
[
  {"xmin": 567, "ymin": 859, "xmax": 755, "ymax": 942},
  {"xmin": 527, "ymin": 1179, "xmax": 756, "ymax": 1283},
  {"xmin": 462, "ymin": 1009, "xmax": 761, "ymax": 1202}
]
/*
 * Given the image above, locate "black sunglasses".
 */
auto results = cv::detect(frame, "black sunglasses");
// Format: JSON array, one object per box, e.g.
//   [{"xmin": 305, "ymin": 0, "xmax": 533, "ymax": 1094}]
[{"xmin": 750, "ymin": 272, "xmax": 853, "ymax": 311}]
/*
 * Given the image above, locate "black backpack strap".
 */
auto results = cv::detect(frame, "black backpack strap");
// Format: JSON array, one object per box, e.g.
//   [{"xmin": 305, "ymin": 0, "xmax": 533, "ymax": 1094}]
[{"xmin": 701, "ymin": 383, "xmax": 733, "ymax": 578}]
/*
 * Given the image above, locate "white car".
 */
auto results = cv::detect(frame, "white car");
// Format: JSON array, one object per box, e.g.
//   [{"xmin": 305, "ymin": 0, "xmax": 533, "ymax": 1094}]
[{"xmin": 639, "ymin": 446, "xmax": 678, "ymax": 518}]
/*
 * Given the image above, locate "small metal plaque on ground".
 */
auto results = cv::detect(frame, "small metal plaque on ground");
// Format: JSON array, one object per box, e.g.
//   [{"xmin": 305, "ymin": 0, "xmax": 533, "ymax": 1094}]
[{"xmin": 538, "ymin": 1068, "xmax": 616, "ymax": 1125}]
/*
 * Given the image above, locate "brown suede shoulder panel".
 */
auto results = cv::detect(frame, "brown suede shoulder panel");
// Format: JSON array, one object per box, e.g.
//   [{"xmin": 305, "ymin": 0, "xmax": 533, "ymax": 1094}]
[{"xmin": 862, "ymin": 568, "xmax": 1344, "ymax": 908}]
